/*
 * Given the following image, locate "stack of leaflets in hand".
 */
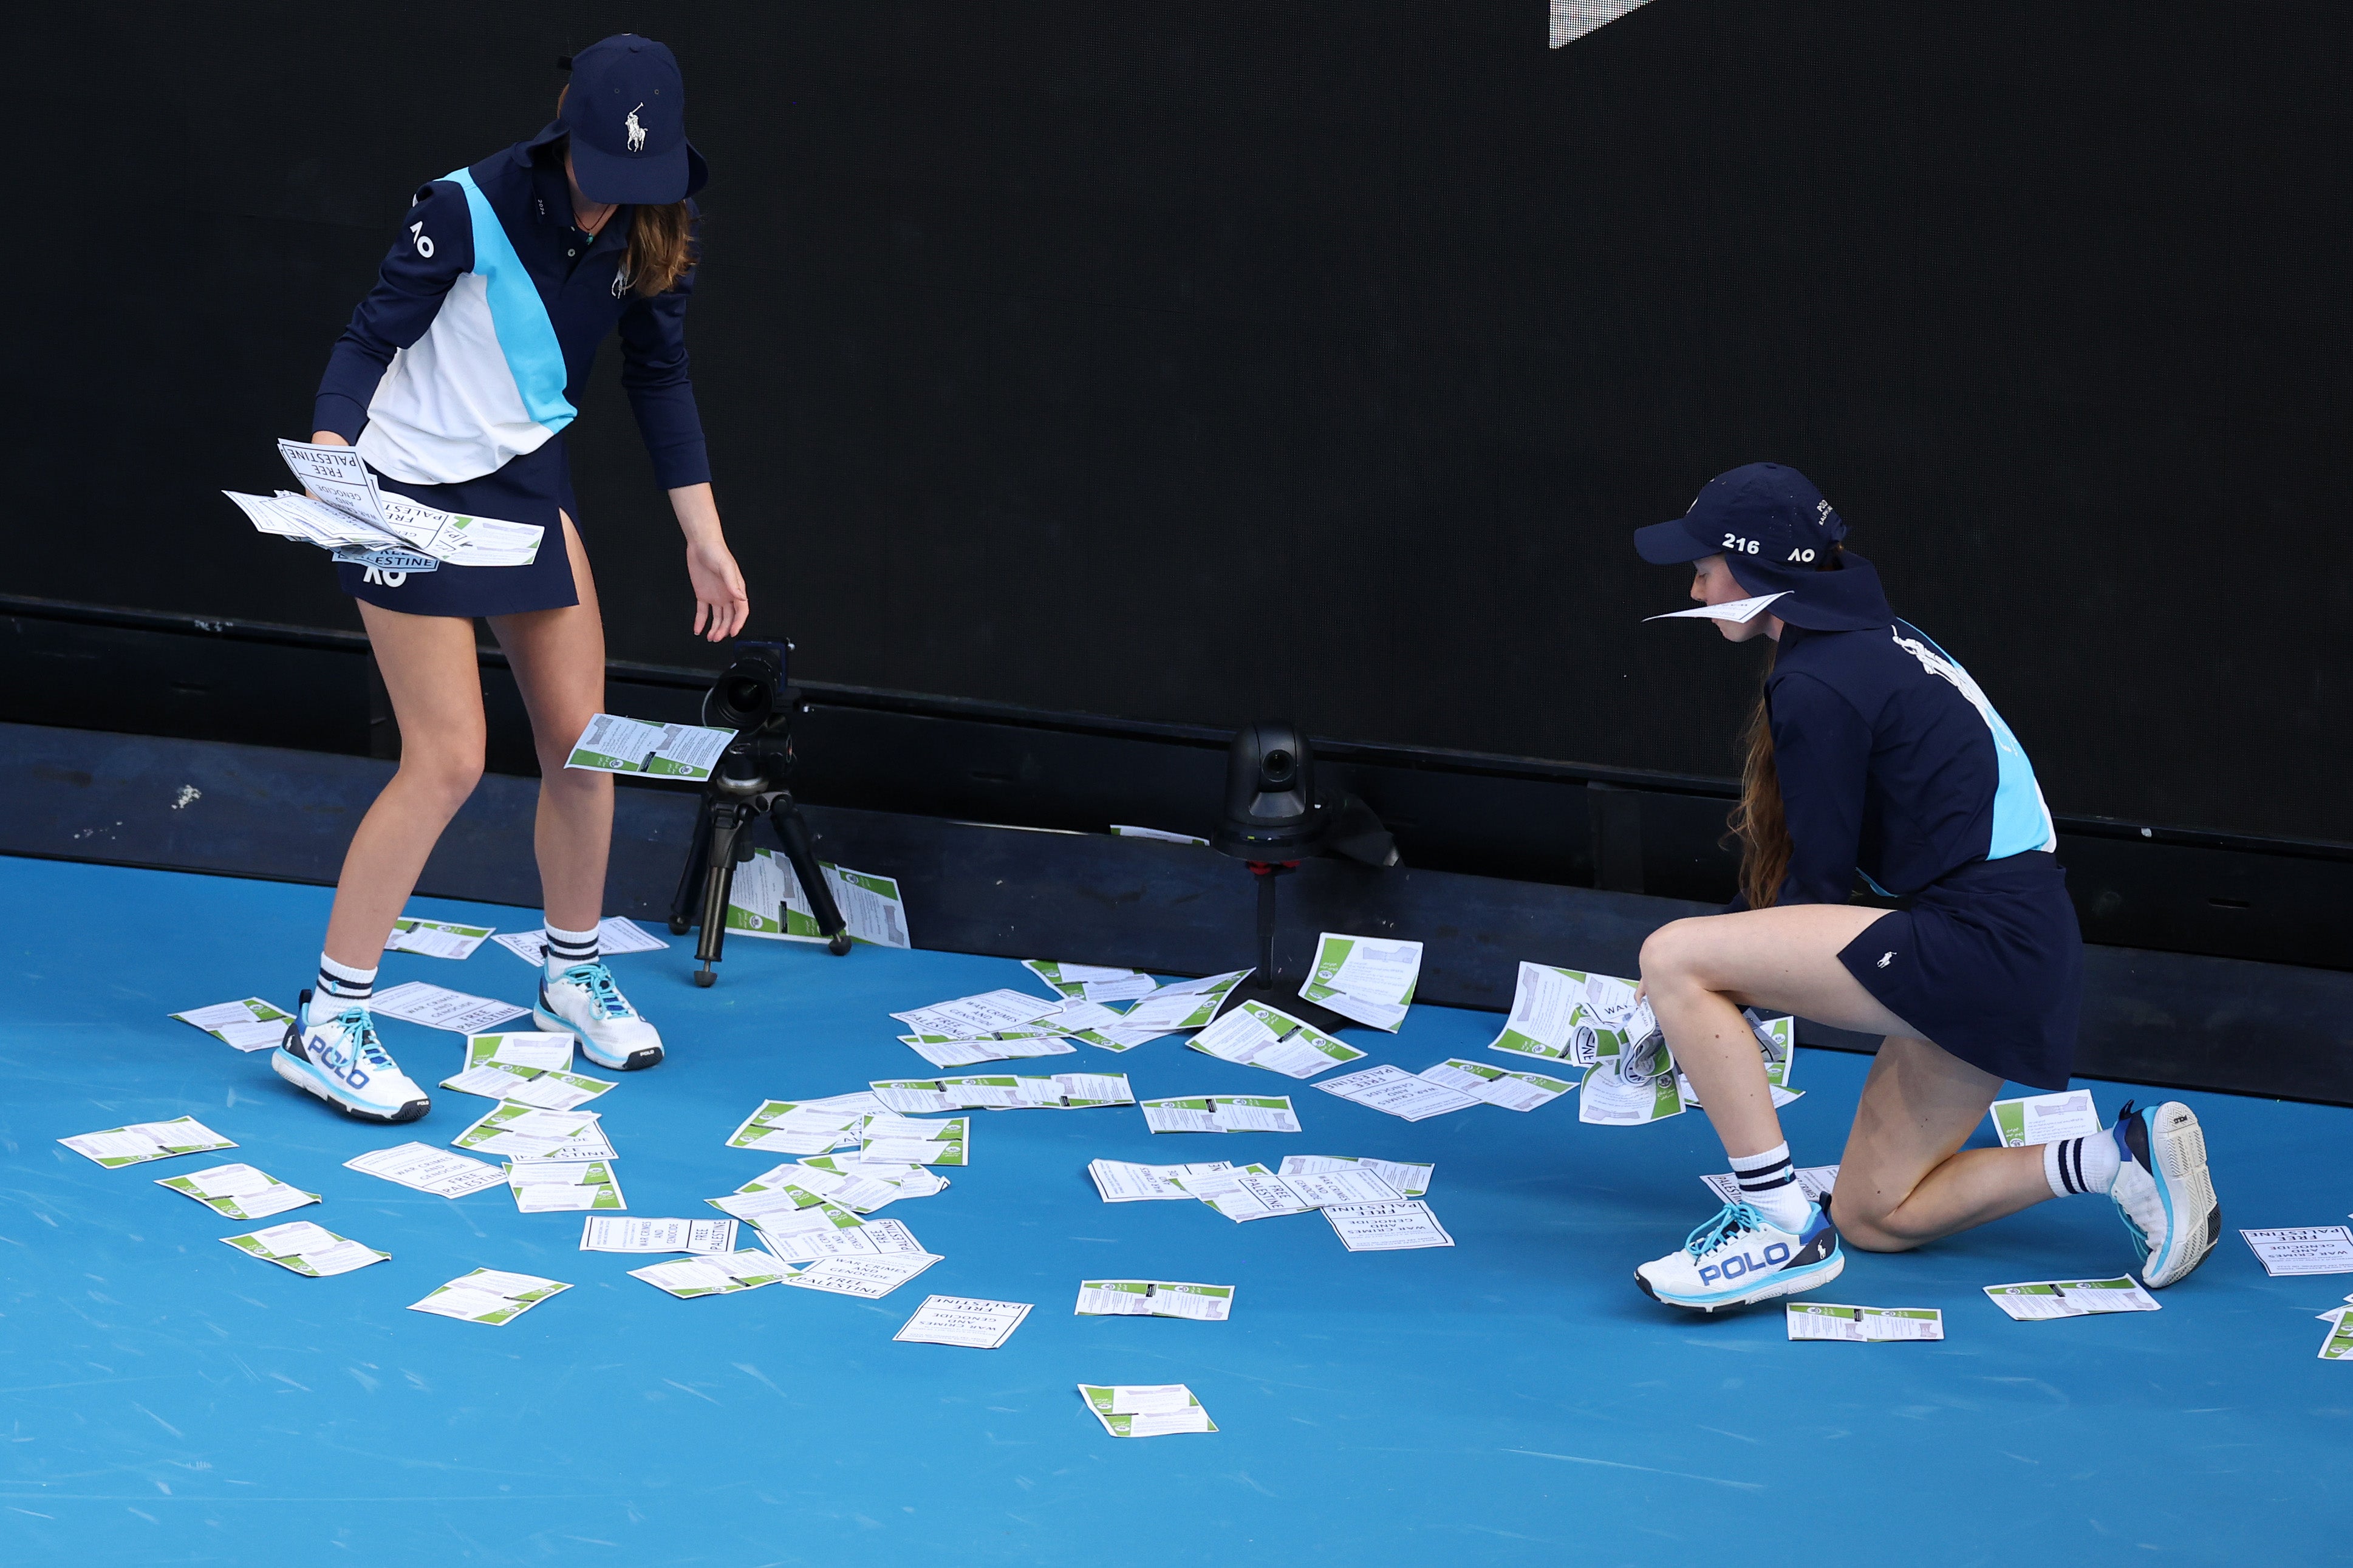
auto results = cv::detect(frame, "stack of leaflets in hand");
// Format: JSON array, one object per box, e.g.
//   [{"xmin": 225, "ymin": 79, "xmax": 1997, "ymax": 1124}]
[
  {"xmin": 632, "ymin": 1251, "xmax": 790, "ymax": 1298},
  {"xmin": 491, "ymin": 918, "xmax": 669, "ymax": 966},
  {"xmin": 1315, "ymin": 1063, "xmax": 1480, "ymax": 1121},
  {"xmin": 171, "ymin": 998, "xmax": 295, "ymax": 1052},
  {"xmin": 778, "ymin": 1252, "xmax": 944, "ymax": 1300},
  {"xmin": 384, "ymin": 916, "xmax": 494, "ymax": 959},
  {"xmin": 1577, "ymin": 1003, "xmax": 1684, "ymax": 1127},
  {"xmin": 869, "ymin": 1074, "xmax": 1134, "ymax": 1113},
  {"xmin": 859, "ymin": 1114, "xmax": 970, "ymax": 1165},
  {"xmin": 581, "ymin": 1216, "xmax": 739, "ymax": 1253},
  {"xmin": 1487, "ymin": 963, "xmax": 1658, "ymax": 1066},
  {"xmin": 155, "ymin": 1162, "xmax": 319, "ymax": 1221},
  {"xmin": 1300, "ymin": 933, "xmax": 1422, "ymax": 1031},
  {"xmin": 223, "ymin": 1220, "xmax": 389, "ymax": 1277},
  {"xmin": 440, "ymin": 1032, "xmax": 611, "ymax": 1109},
  {"xmin": 1023, "ymin": 960, "xmax": 1158, "ymax": 1003},
  {"xmin": 1078, "ymin": 1383, "xmax": 1217, "ymax": 1436},
  {"xmin": 344, "ymin": 1142, "xmax": 507, "ymax": 1198},
  {"xmin": 725, "ymin": 1096, "xmax": 875, "ymax": 1155},
  {"xmin": 226, "ymin": 439, "xmax": 544, "ymax": 567},
  {"xmin": 1187, "ymin": 1001, "xmax": 1365, "ymax": 1079},
  {"xmin": 1110, "ymin": 970, "xmax": 1253, "ymax": 1040},
  {"xmin": 1076, "ymin": 1280, "xmax": 1235, "ymax": 1320},
  {"xmin": 371, "ymin": 981, "xmax": 530, "ymax": 1034},
  {"xmin": 722, "ymin": 846, "xmax": 912, "ymax": 948},
  {"xmin": 1786, "ymin": 1303, "xmax": 1944, "ymax": 1341},
  {"xmin": 60, "ymin": 1116, "xmax": 237, "ymax": 1167},
  {"xmin": 1322, "ymin": 1199, "xmax": 1456, "ymax": 1252},
  {"xmin": 452, "ymin": 1103, "xmax": 614, "ymax": 1161},
  {"xmin": 505, "ymin": 1158, "xmax": 624, "ymax": 1212},
  {"xmin": 895, "ymin": 1295, "xmax": 1033, "ymax": 1349},
  {"xmin": 1416, "ymin": 1058, "xmax": 1577, "ymax": 1110},
  {"xmin": 1982, "ymin": 1277, "xmax": 2161, "ymax": 1320},
  {"xmin": 564, "ymin": 714, "xmax": 737, "ymax": 781},
  {"xmin": 410, "ymin": 1269, "xmax": 569, "ymax": 1324},
  {"xmin": 1088, "ymin": 1159, "xmax": 1237, "ymax": 1202},
  {"xmin": 1279, "ymin": 1154, "xmax": 1433, "ymax": 1196},
  {"xmin": 1701, "ymin": 1165, "xmax": 1840, "ymax": 1205},
  {"xmin": 1139, "ymin": 1096, "xmax": 1302, "ymax": 1133}
]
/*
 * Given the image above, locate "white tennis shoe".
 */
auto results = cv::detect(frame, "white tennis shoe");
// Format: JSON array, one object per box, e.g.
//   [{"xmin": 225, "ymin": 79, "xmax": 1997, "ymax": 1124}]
[
  {"xmin": 535, "ymin": 961, "xmax": 664, "ymax": 1071},
  {"xmin": 1636, "ymin": 1199, "xmax": 1845, "ymax": 1312},
  {"xmin": 270, "ymin": 991, "xmax": 430, "ymax": 1123},
  {"xmin": 2109, "ymin": 1100, "xmax": 2220, "ymax": 1288}
]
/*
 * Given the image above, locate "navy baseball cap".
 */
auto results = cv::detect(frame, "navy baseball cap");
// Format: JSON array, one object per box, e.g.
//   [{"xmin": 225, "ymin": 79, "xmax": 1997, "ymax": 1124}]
[
  {"xmin": 561, "ymin": 35, "xmax": 705, "ymax": 205},
  {"xmin": 1634, "ymin": 463, "xmax": 1893, "ymax": 631}
]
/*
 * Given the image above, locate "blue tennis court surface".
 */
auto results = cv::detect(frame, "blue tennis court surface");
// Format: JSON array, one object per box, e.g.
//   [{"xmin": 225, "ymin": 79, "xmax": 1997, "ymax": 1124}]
[{"xmin": 4, "ymin": 857, "xmax": 2347, "ymax": 1566}]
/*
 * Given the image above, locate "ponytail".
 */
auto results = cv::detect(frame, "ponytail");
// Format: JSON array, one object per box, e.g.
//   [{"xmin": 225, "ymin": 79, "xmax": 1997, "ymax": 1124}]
[{"xmin": 1725, "ymin": 541, "xmax": 1845, "ymax": 909}]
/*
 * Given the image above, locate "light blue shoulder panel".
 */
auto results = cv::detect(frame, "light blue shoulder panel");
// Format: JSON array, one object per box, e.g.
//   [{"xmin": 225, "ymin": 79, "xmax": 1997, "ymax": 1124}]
[
  {"xmin": 1892, "ymin": 622, "xmax": 2057, "ymax": 861},
  {"xmin": 446, "ymin": 168, "xmax": 576, "ymax": 434}
]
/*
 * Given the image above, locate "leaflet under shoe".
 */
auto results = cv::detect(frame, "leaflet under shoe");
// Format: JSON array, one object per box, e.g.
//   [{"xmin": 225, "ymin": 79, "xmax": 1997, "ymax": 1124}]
[
  {"xmin": 270, "ymin": 989, "xmax": 430, "ymax": 1123},
  {"xmin": 2109, "ymin": 1100, "xmax": 2220, "ymax": 1289},
  {"xmin": 1634, "ymin": 1199, "xmax": 1845, "ymax": 1312},
  {"xmin": 535, "ymin": 961, "xmax": 664, "ymax": 1071}
]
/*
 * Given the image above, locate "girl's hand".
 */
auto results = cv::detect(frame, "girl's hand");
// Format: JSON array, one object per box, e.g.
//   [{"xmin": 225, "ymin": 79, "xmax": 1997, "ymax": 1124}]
[{"xmin": 687, "ymin": 536, "xmax": 750, "ymax": 641}]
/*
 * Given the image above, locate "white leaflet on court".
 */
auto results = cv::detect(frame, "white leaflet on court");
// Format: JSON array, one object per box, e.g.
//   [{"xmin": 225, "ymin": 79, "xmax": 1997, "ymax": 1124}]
[
  {"xmin": 1786, "ymin": 1303, "xmax": 1944, "ymax": 1341},
  {"xmin": 1314, "ymin": 1063, "xmax": 1480, "ymax": 1122},
  {"xmin": 1138, "ymin": 1096, "xmax": 1301, "ymax": 1134},
  {"xmin": 344, "ymin": 1142, "xmax": 506, "ymax": 1198},
  {"xmin": 1088, "ymin": 1159, "xmax": 1237, "ymax": 1202},
  {"xmin": 1115, "ymin": 970, "xmax": 1254, "ymax": 1033},
  {"xmin": 580, "ymin": 1216, "xmax": 738, "ymax": 1253},
  {"xmin": 1322, "ymin": 1199, "xmax": 1456, "ymax": 1252},
  {"xmin": 1278, "ymin": 1155, "xmax": 1433, "ymax": 1198},
  {"xmin": 1699, "ymin": 1165, "xmax": 1840, "ymax": 1205},
  {"xmin": 1177, "ymin": 1164, "xmax": 1313, "ymax": 1223},
  {"xmin": 1418, "ymin": 1058, "xmax": 1576, "ymax": 1111},
  {"xmin": 370, "ymin": 981, "xmax": 530, "ymax": 1034},
  {"xmin": 1984, "ymin": 1090, "xmax": 2101, "ymax": 1147},
  {"xmin": 630, "ymin": 1252, "xmax": 787, "ymax": 1298},
  {"xmin": 779, "ymin": 1252, "xmax": 943, "ymax": 1300},
  {"xmin": 893, "ymin": 1295, "xmax": 1033, "ymax": 1349},
  {"xmin": 490, "ymin": 918, "xmax": 669, "ymax": 966},
  {"xmin": 1981, "ymin": 1277, "xmax": 2160, "ymax": 1320},
  {"xmin": 757, "ymin": 1216, "xmax": 926, "ymax": 1264},
  {"xmin": 901, "ymin": 1035, "xmax": 1079, "ymax": 1069},
  {"xmin": 890, "ymin": 989, "xmax": 1065, "ymax": 1038},
  {"xmin": 1074, "ymin": 1280, "xmax": 1235, "ymax": 1320},
  {"xmin": 1306, "ymin": 933, "xmax": 1422, "ymax": 1007},
  {"xmin": 1644, "ymin": 591, "xmax": 1791, "ymax": 624},
  {"xmin": 384, "ymin": 916, "xmax": 494, "ymax": 960},
  {"xmin": 2239, "ymin": 1227, "xmax": 2353, "ymax": 1277},
  {"xmin": 170, "ymin": 997, "xmax": 294, "ymax": 1052}
]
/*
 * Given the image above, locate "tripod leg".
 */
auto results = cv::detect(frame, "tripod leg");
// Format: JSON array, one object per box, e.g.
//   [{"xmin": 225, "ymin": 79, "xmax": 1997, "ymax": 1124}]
[
  {"xmin": 772, "ymin": 799, "xmax": 853, "ymax": 955},
  {"xmin": 693, "ymin": 803, "xmax": 750, "ymax": 986},
  {"xmin": 1254, "ymin": 864, "xmax": 1282, "ymax": 984},
  {"xmin": 668, "ymin": 797, "xmax": 716, "ymax": 935}
]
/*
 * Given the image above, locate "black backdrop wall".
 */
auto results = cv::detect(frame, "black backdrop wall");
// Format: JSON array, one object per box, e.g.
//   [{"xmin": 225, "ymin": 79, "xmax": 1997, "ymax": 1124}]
[{"xmin": 15, "ymin": 2, "xmax": 2347, "ymax": 843}]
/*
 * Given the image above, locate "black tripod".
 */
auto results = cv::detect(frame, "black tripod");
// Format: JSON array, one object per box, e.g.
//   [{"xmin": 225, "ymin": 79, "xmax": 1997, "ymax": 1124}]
[
  {"xmin": 665, "ymin": 707, "xmax": 851, "ymax": 986},
  {"xmin": 1208, "ymin": 860, "xmax": 1352, "ymax": 1032}
]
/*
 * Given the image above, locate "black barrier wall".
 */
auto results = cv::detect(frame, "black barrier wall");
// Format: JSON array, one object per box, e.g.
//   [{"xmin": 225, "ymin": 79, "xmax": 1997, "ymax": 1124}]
[{"xmin": 14, "ymin": 2, "xmax": 2347, "ymax": 843}]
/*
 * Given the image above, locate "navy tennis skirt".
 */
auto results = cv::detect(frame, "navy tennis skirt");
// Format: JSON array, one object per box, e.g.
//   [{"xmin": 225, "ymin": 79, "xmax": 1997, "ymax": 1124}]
[
  {"xmin": 336, "ymin": 437, "xmax": 582, "ymax": 619},
  {"xmin": 1839, "ymin": 851, "xmax": 2084, "ymax": 1091}
]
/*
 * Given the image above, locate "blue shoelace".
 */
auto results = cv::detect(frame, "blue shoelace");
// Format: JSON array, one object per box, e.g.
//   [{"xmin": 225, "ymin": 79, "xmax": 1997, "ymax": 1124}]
[
  {"xmin": 1684, "ymin": 1200, "xmax": 1766, "ymax": 1258},
  {"xmin": 560, "ymin": 963, "xmax": 637, "ymax": 1020},
  {"xmin": 329, "ymin": 1006, "xmax": 395, "ymax": 1069}
]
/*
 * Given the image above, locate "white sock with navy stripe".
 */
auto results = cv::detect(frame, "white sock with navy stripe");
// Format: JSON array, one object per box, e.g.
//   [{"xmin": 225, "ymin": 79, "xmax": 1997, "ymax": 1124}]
[
  {"xmin": 310, "ymin": 952, "xmax": 377, "ymax": 1024},
  {"xmin": 543, "ymin": 921, "xmax": 599, "ymax": 982},
  {"xmin": 1727, "ymin": 1141, "xmax": 1812, "ymax": 1231},
  {"xmin": 2044, "ymin": 1129, "xmax": 2120, "ymax": 1198}
]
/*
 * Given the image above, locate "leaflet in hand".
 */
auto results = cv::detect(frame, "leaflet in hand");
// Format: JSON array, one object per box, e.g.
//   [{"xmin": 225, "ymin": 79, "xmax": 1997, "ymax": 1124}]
[
  {"xmin": 59, "ymin": 1116, "xmax": 236, "ymax": 1168},
  {"xmin": 170, "ymin": 997, "xmax": 295, "ymax": 1052},
  {"xmin": 564, "ymin": 714, "xmax": 737, "ymax": 780},
  {"xmin": 371, "ymin": 980, "xmax": 530, "ymax": 1034},
  {"xmin": 1022, "ymin": 960, "xmax": 1158, "ymax": 1003},
  {"xmin": 1279, "ymin": 1154, "xmax": 1433, "ymax": 1198},
  {"xmin": 222, "ymin": 1220, "xmax": 389, "ymax": 1277},
  {"xmin": 344, "ymin": 1142, "xmax": 506, "ymax": 1198},
  {"xmin": 1115, "ymin": 970, "xmax": 1254, "ymax": 1034},
  {"xmin": 1138, "ymin": 1096, "xmax": 1301, "ymax": 1134},
  {"xmin": 1300, "ymin": 933, "xmax": 1422, "ymax": 1031},
  {"xmin": 384, "ymin": 916, "xmax": 494, "ymax": 960},
  {"xmin": 1088, "ymin": 1159, "xmax": 1237, "ymax": 1202},
  {"xmin": 505, "ymin": 1158, "xmax": 624, "ymax": 1213},
  {"xmin": 894, "ymin": 1295, "xmax": 1033, "ymax": 1349},
  {"xmin": 1077, "ymin": 1383, "xmax": 1217, "ymax": 1437},
  {"xmin": 1314, "ymin": 1063, "xmax": 1480, "ymax": 1122},
  {"xmin": 1982, "ymin": 1277, "xmax": 2161, "ymax": 1320},
  {"xmin": 1417, "ymin": 1058, "xmax": 1576, "ymax": 1111},
  {"xmin": 1322, "ymin": 1199, "xmax": 1455, "ymax": 1252},
  {"xmin": 1487, "ymin": 966, "xmax": 1649, "ymax": 1067},
  {"xmin": 1786, "ymin": 1303, "xmax": 1944, "ymax": 1341},
  {"xmin": 1186, "ymin": 1001, "xmax": 1366, "ymax": 1079},
  {"xmin": 409, "ymin": 1268, "xmax": 570, "ymax": 1324},
  {"xmin": 155, "ymin": 1162, "xmax": 318, "ymax": 1221},
  {"xmin": 1076, "ymin": 1280, "xmax": 1235, "ymax": 1320},
  {"xmin": 228, "ymin": 439, "xmax": 545, "ymax": 565},
  {"xmin": 490, "ymin": 918, "xmax": 669, "ymax": 966},
  {"xmin": 1577, "ymin": 1020, "xmax": 1684, "ymax": 1125},
  {"xmin": 631, "ymin": 1250, "xmax": 789, "ymax": 1298},
  {"xmin": 581, "ymin": 1216, "xmax": 739, "ymax": 1253},
  {"xmin": 721, "ymin": 847, "xmax": 910, "ymax": 949}
]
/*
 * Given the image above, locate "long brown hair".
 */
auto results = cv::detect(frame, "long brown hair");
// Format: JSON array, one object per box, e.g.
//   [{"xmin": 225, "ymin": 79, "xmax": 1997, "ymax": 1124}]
[
  {"xmin": 553, "ymin": 87, "xmax": 697, "ymax": 297},
  {"xmin": 1726, "ymin": 544, "xmax": 1843, "ymax": 908}
]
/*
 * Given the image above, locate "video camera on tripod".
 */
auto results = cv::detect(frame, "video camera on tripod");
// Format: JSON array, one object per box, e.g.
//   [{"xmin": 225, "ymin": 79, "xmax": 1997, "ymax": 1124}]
[{"xmin": 664, "ymin": 639, "xmax": 852, "ymax": 986}]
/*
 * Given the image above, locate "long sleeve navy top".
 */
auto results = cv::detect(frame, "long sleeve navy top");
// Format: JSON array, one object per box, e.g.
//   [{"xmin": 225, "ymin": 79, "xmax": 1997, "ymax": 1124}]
[{"xmin": 314, "ymin": 124, "xmax": 709, "ymax": 491}]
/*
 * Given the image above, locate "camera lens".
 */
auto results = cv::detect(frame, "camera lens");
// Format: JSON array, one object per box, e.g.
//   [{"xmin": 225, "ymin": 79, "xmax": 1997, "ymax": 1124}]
[
  {"xmin": 1264, "ymin": 749, "xmax": 1294, "ymax": 782},
  {"xmin": 722, "ymin": 675, "xmax": 769, "ymax": 718}
]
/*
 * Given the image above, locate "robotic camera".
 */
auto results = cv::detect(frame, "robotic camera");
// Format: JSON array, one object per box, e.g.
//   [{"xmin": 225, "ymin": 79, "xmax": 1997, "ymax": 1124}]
[{"xmin": 664, "ymin": 639, "xmax": 852, "ymax": 986}]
